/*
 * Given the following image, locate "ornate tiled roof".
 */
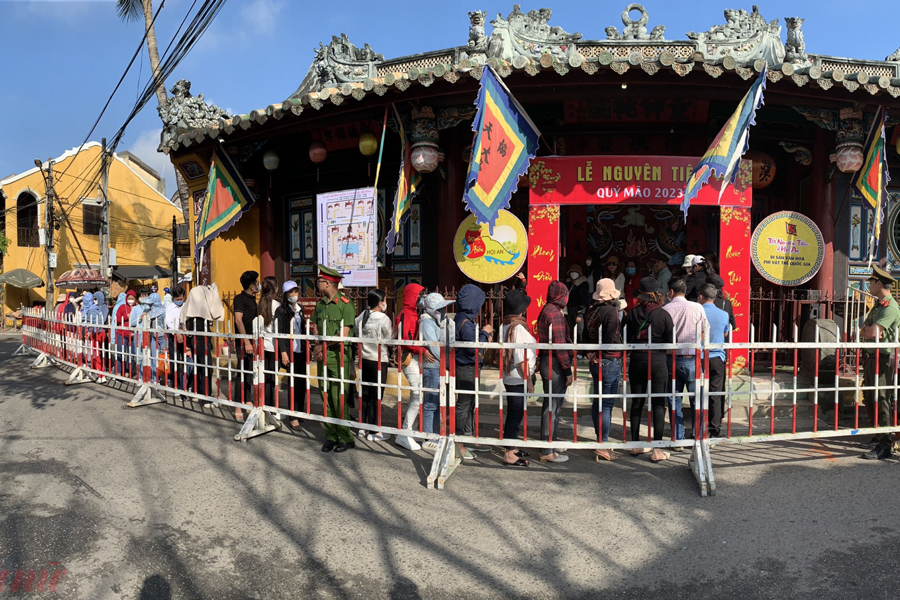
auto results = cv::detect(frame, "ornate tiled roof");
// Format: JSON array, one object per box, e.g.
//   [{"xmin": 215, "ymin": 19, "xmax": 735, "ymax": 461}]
[{"xmin": 161, "ymin": 4, "xmax": 900, "ymax": 154}]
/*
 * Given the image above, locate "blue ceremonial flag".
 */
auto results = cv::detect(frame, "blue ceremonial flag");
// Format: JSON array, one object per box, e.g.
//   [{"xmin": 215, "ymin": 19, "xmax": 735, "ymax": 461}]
[
  {"xmin": 464, "ymin": 65, "xmax": 541, "ymax": 231},
  {"xmin": 681, "ymin": 65, "xmax": 767, "ymax": 219}
]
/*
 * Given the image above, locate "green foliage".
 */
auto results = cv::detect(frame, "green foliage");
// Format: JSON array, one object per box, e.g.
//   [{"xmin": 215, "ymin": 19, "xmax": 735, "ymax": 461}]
[
  {"xmin": 116, "ymin": 0, "xmax": 143, "ymax": 22},
  {"xmin": 0, "ymin": 231, "xmax": 9, "ymax": 255}
]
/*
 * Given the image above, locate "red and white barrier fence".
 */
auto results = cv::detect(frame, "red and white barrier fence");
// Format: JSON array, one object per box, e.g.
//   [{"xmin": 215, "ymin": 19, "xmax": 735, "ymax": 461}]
[{"xmin": 17, "ymin": 307, "xmax": 900, "ymax": 497}]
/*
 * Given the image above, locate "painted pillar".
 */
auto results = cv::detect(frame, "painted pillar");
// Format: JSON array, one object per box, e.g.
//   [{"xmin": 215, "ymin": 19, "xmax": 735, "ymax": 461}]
[
  {"xmin": 809, "ymin": 127, "xmax": 835, "ymax": 297},
  {"xmin": 719, "ymin": 205, "xmax": 751, "ymax": 374},
  {"xmin": 260, "ymin": 194, "xmax": 276, "ymax": 279},
  {"xmin": 526, "ymin": 205, "xmax": 560, "ymax": 336},
  {"xmin": 438, "ymin": 126, "xmax": 467, "ymax": 291}
]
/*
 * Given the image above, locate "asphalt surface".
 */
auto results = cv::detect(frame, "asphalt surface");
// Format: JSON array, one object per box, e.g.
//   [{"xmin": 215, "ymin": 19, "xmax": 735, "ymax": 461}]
[{"xmin": 2, "ymin": 335, "xmax": 900, "ymax": 599}]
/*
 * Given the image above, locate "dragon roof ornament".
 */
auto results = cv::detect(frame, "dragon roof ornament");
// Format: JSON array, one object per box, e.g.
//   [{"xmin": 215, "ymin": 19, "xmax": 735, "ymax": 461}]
[
  {"xmin": 158, "ymin": 79, "xmax": 231, "ymax": 152},
  {"xmin": 290, "ymin": 34, "xmax": 384, "ymax": 99},
  {"xmin": 686, "ymin": 6, "xmax": 785, "ymax": 65},
  {"xmin": 888, "ymin": 46, "xmax": 900, "ymax": 62},
  {"xmin": 462, "ymin": 4, "xmax": 582, "ymax": 63},
  {"xmin": 603, "ymin": 4, "xmax": 666, "ymax": 41}
]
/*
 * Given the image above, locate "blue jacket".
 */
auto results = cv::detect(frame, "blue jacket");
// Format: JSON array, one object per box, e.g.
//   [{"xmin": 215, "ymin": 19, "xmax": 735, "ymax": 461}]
[{"xmin": 453, "ymin": 284, "xmax": 489, "ymax": 366}]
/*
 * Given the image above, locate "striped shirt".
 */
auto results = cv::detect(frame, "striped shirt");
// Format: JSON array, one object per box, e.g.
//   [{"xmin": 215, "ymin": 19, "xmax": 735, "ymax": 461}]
[{"xmin": 661, "ymin": 296, "xmax": 708, "ymax": 355}]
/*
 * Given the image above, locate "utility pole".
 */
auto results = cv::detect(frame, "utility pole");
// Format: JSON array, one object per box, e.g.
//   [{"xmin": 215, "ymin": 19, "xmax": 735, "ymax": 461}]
[
  {"xmin": 43, "ymin": 161, "xmax": 56, "ymax": 315},
  {"xmin": 171, "ymin": 215, "xmax": 178, "ymax": 291},
  {"xmin": 99, "ymin": 138, "xmax": 111, "ymax": 281}
]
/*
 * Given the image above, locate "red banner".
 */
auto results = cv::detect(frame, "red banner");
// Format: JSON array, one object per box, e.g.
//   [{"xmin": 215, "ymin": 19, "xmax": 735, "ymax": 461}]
[
  {"xmin": 529, "ymin": 155, "xmax": 751, "ymax": 207},
  {"xmin": 718, "ymin": 206, "xmax": 751, "ymax": 373},
  {"xmin": 526, "ymin": 205, "xmax": 560, "ymax": 336}
]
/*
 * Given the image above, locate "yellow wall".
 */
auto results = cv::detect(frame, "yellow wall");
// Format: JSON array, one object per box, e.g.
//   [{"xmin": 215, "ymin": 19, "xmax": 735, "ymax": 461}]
[{"xmin": 1, "ymin": 142, "xmax": 183, "ymax": 312}]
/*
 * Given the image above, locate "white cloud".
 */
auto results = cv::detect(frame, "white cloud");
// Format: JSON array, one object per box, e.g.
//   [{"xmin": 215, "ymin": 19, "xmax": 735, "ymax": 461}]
[
  {"xmin": 240, "ymin": 0, "xmax": 284, "ymax": 34},
  {"xmin": 126, "ymin": 129, "xmax": 177, "ymax": 198}
]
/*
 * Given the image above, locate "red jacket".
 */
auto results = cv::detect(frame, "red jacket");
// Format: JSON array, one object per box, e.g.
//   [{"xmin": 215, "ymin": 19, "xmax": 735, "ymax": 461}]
[
  {"xmin": 395, "ymin": 283, "xmax": 425, "ymax": 355},
  {"xmin": 116, "ymin": 290, "xmax": 138, "ymax": 339}
]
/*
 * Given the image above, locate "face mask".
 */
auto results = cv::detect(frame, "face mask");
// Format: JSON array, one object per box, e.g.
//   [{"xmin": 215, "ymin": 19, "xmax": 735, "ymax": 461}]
[
  {"xmin": 127, "ymin": 299, "xmax": 136, "ymax": 306},
  {"xmin": 379, "ymin": 302, "xmax": 387, "ymax": 312},
  {"xmin": 174, "ymin": 300, "xmax": 184, "ymax": 306},
  {"xmin": 625, "ymin": 268, "xmax": 636, "ymax": 276},
  {"xmin": 569, "ymin": 272, "xmax": 579, "ymax": 280},
  {"xmin": 585, "ymin": 259, "xmax": 592, "ymax": 267},
  {"xmin": 288, "ymin": 295, "xmax": 299, "ymax": 304}
]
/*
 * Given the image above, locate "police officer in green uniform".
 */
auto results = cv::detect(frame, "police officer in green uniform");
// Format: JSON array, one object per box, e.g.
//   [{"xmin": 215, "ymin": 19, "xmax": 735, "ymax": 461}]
[
  {"xmin": 310, "ymin": 265, "xmax": 357, "ymax": 452},
  {"xmin": 860, "ymin": 265, "xmax": 900, "ymax": 460}
]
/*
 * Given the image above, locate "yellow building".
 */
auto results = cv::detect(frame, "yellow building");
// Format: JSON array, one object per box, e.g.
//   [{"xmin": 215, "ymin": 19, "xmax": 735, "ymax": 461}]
[{"xmin": 0, "ymin": 142, "xmax": 183, "ymax": 312}]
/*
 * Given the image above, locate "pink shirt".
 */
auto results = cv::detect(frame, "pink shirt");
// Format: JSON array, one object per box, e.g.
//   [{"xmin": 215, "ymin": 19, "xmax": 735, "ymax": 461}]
[{"xmin": 661, "ymin": 296, "xmax": 708, "ymax": 355}]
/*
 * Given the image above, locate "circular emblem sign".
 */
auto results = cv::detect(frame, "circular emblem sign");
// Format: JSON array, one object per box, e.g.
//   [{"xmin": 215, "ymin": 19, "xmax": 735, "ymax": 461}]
[
  {"xmin": 750, "ymin": 211, "xmax": 824, "ymax": 286},
  {"xmin": 454, "ymin": 210, "xmax": 528, "ymax": 284}
]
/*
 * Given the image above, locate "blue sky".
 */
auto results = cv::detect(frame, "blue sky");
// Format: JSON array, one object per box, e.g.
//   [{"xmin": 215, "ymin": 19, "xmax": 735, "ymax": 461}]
[{"xmin": 1, "ymin": 0, "xmax": 899, "ymax": 194}]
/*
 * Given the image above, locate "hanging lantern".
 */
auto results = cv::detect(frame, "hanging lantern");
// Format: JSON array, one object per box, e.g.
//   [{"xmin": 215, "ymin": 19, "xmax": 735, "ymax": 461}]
[
  {"xmin": 309, "ymin": 141, "xmax": 327, "ymax": 181},
  {"xmin": 409, "ymin": 106, "xmax": 444, "ymax": 173},
  {"xmin": 359, "ymin": 132, "xmax": 378, "ymax": 176},
  {"xmin": 262, "ymin": 150, "xmax": 279, "ymax": 202},
  {"xmin": 831, "ymin": 142, "xmax": 864, "ymax": 174},
  {"xmin": 745, "ymin": 150, "xmax": 776, "ymax": 189},
  {"xmin": 359, "ymin": 132, "xmax": 378, "ymax": 157},
  {"xmin": 411, "ymin": 143, "xmax": 444, "ymax": 174}
]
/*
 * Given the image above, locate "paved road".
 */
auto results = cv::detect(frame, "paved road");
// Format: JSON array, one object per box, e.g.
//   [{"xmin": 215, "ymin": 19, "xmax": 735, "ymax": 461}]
[{"xmin": 2, "ymin": 335, "xmax": 900, "ymax": 599}]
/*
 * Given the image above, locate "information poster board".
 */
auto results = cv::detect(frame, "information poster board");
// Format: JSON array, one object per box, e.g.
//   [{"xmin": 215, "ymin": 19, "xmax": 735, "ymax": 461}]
[{"xmin": 317, "ymin": 187, "xmax": 378, "ymax": 287}]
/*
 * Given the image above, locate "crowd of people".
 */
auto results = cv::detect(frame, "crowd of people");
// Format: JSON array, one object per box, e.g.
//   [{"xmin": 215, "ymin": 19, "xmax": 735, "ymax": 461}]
[{"xmin": 35, "ymin": 254, "xmax": 900, "ymax": 463}]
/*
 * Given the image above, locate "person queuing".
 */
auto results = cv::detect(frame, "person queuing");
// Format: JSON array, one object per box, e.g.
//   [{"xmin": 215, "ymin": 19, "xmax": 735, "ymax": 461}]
[
  {"xmin": 141, "ymin": 292, "xmax": 167, "ymax": 385},
  {"xmin": 623, "ymin": 277, "xmax": 674, "ymax": 462},
  {"xmin": 860, "ymin": 266, "xmax": 900, "ymax": 460},
  {"xmin": 604, "ymin": 256, "xmax": 625, "ymax": 294},
  {"xmin": 258, "ymin": 276, "xmax": 282, "ymax": 409},
  {"xmin": 499, "ymin": 289, "xmax": 534, "ymax": 467},
  {"xmin": 685, "ymin": 255, "xmax": 713, "ymax": 302},
  {"xmin": 583, "ymin": 279, "xmax": 622, "ymax": 461},
  {"xmin": 454, "ymin": 284, "xmax": 492, "ymax": 460},
  {"xmin": 661, "ymin": 278, "xmax": 708, "ymax": 444},
  {"xmin": 419, "ymin": 292, "xmax": 456, "ymax": 451},
  {"xmin": 180, "ymin": 284, "xmax": 225, "ymax": 405},
  {"xmin": 653, "ymin": 257, "xmax": 672, "ymax": 297},
  {"xmin": 565, "ymin": 264, "xmax": 590, "ymax": 341},
  {"xmin": 698, "ymin": 283, "xmax": 730, "ymax": 438},
  {"xmin": 310, "ymin": 265, "xmax": 357, "ymax": 453},
  {"xmin": 165, "ymin": 287, "xmax": 189, "ymax": 393},
  {"xmin": 82, "ymin": 292, "xmax": 108, "ymax": 384},
  {"xmin": 395, "ymin": 283, "xmax": 429, "ymax": 451},
  {"xmin": 277, "ymin": 281, "xmax": 308, "ymax": 431},
  {"xmin": 536, "ymin": 280, "xmax": 573, "ymax": 464},
  {"xmin": 116, "ymin": 290, "xmax": 138, "ymax": 376},
  {"xmin": 706, "ymin": 273, "xmax": 737, "ymax": 331},
  {"xmin": 232, "ymin": 271, "xmax": 259, "ymax": 411},
  {"xmin": 623, "ymin": 259, "xmax": 641, "ymax": 311},
  {"xmin": 354, "ymin": 289, "xmax": 393, "ymax": 442}
]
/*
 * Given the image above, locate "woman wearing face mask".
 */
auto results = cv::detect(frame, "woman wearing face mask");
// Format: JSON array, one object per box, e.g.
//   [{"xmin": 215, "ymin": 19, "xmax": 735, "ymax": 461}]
[
  {"xmin": 165, "ymin": 287, "xmax": 189, "ymax": 393},
  {"xmin": 604, "ymin": 256, "xmax": 625, "ymax": 294},
  {"xmin": 275, "ymin": 281, "xmax": 308, "ymax": 430},
  {"xmin": 354, "ymin": 289, "xmax": 394, "ymax": 441},
  {"xmin": 116, "ymin": 290, "xmax": 139, "ymax": 377},
  {"xmin": 419, "ymin": 292, "xmax": 456, "ymax": 450},
  {"xmin": 623, "ymin": 259, "xmax": 642, "ymax": 311},
  {"xmin": 257, "ymin": 276, "xmax": 281, "ymax": 409}
]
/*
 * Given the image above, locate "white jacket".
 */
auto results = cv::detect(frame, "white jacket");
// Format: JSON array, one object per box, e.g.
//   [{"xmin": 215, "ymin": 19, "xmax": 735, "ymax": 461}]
[{"xmin": 354, "ymin": 310, "xmax": 393, "ymax": 363}]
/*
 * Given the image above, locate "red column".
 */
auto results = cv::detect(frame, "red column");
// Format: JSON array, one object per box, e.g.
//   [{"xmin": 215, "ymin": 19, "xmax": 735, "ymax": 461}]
[
  {"xmin": 719, "ymin": 205, "xmax": 751, "ymax": 373},
  {"xmin": 809, "ymin": 128, "xmax": 834, "ymax": 297}
]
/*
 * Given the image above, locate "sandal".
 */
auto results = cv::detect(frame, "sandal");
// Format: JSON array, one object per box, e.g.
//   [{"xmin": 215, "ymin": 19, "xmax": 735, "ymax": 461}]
[
  {"xmin": 502, "ymin": 458, "xmax": 529, "ymax": 467},
  {"xmin": 515, "ymin": 451, "xmax": 530, "ymax": 458},
  {"xmin": 650, "ymin": 451, "xmax": 670, "ymax": 463},
  {"xmin": 630, "ymin": 448, "xmax": 651, "ymax": 456},
  {"xmin": 594, "ymin": 449, "xmax": 620, "ymax": 462}
]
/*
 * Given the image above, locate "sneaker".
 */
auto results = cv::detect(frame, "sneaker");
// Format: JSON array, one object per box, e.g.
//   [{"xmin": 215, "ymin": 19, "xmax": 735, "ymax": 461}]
[
  {"xmin": 395, "ymin": 435, "xmax": 421, "ymax": 451},
  {"xmin": 357, "ymin": 429, "xmax": 368, "ymax": 438},
  {"xmin": 471, "ymin": 444, "xmax": 492, "ymax": 452},
  {"xmin": 201, "ymin": 401, "xmax": 215, "ymax": 409},
  {"xmin": 367, "ymin": 432, "xmax": 390, "ymax": 442},
  {"xmin": 96, "ymin": 376, "xmax": 107, "ymax": 384},
  {"xmin": 862, "ymin": 445, "xmax": 892, "ymax": 460},
  {"xmin": 423, "ymin": 440, "xmax": 439, "ymax": 452},
  {"xmin": 459, "ymin": 446, "xmax": 476, "ymax": 460}
]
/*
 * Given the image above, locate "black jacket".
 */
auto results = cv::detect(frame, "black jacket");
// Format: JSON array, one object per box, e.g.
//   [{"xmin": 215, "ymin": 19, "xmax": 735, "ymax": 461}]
[{"xmin": 275, "ymin": 303, "xmax": 308, "ymax": 357}]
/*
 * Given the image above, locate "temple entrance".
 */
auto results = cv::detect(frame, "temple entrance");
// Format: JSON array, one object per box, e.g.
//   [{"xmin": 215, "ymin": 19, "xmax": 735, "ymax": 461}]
[{"xmin": 526, "ymin": 155, "xmax": 753, "ymax": 372}]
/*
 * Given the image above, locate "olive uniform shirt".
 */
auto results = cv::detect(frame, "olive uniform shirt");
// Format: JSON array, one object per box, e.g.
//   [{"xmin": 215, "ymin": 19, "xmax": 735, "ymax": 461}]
[
  {"xmin": 311, "ymin": 292, "xmax": 356, "ymax": 355},
  {"xmin": 864, "ymin": 295, "xmax": 900, "ymax": 351}
]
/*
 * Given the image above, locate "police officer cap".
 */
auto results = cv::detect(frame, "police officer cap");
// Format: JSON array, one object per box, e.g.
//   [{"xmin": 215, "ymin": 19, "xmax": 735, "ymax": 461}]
[
  {"xmin": 317, "ymin": 264, "xmax": 344, "ymax": 283},
  {"xmin": 869, "ymin": 265, "xmax": 896, "ymax": 286}
]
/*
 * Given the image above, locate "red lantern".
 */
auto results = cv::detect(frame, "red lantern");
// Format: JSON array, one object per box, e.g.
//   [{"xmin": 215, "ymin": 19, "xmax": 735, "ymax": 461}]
[
  {"xmin": 744, "ymin": 150, "xmax": 776, "ymax": 189},
  {"xmin": 309, "ymin": 141, "xmax": 327, "ymax": 181}
]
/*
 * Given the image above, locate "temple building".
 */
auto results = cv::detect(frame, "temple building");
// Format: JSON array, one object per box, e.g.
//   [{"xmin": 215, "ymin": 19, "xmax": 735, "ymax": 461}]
[{"xmin": 163, "ymin": 4, "xmax": 900, "ymax": 350}]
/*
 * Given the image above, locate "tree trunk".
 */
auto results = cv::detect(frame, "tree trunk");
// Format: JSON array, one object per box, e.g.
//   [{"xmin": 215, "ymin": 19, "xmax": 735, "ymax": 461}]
[{"xmin": 143, "ymin": 0, "xmax": 167, "ymax": 108}]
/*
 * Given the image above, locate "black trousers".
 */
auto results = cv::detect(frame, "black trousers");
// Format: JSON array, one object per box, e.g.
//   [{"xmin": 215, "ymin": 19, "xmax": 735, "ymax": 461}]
[
  {"xmin": 166, "ymin": 333, "xmax": 188, "ymax": 391},
  {"xmin": 234, "ymin": 351, "xmax": 254, "ymax": 404},
  {"xmin": 455, "ymin": 364, "xmax": 477, "ymax": 436},
  {"xmin": 361, "ymin": 358, "xmax": 389, "ymax": 425},
  {"xmin": 628, "ymin": 358, "xmax": 668, "ymax": 441},
  {"xmin": 707, "ymin": 357, "xmax": 727, "ymax": 436},
  {"xmin": 264, "ymin": 350, "xmax": 277, "ymax": 408},
  {"xmin": 502, "ymin": 383, "xmax": 526, "ymax": 450},
  {"xmin": 190, "ymin": 335, "xmax": 211, "ymax": 397}
]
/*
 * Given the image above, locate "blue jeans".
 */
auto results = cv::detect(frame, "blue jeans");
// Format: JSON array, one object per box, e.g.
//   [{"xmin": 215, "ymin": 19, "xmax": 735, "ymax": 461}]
[
  {"xmin": 590, "ymin": 358, "xmax": 621, "ymax": 442},
  {"xmin": 669, "ymin": 355, "xmax": 696, "ymax": 440},
  {"xmin": 422, "ymin": 368, "xmax": 441, "ymax": 437}
]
